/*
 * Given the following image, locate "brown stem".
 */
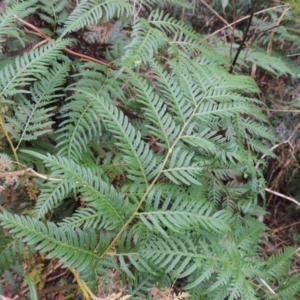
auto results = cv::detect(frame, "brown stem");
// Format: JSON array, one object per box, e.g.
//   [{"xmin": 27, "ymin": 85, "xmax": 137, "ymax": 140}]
[
  {"xmin": 229, "ymin": 0, "xmax": 258, "ymax": 73},
  {"xmin": 0, "ymin": 168, "xmax": 61, "ymax": 181}
]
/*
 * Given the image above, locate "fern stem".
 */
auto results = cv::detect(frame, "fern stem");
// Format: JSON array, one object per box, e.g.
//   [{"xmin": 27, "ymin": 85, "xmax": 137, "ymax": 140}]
[
  {"xmin": 69, "ymin": 268, "xmax": 90, "ymax": 299},
  {"xmin": 99, "ymin": 87, "xmax": 211, "ymax": 259},
  {"xmin": 0, "ymin": 117, "xmax": 20, "ymax": 167}
]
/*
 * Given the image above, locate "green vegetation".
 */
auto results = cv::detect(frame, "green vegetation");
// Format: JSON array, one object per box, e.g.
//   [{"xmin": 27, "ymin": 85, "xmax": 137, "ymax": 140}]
[{"xmin": 0, "ymin": 0, "xmax": 300, "ymax": 299}]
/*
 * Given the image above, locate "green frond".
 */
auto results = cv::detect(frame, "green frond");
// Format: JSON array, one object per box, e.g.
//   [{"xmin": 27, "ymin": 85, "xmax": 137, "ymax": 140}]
[
  {"xmin": 128, "ymin": 0, "xmax": 192, "ymax": 9},
  {"xmin": 210, "ymin": 163, "xmax": 244, "ymax": 181},
  {"xmin": 1, "ymin": 265, "xmax": 23, "ymax": 294},
  {"xmin": 56, "ymin": 97, "xmax": 103, "ymax": 160},
  {"xmin": 0, "ymin": 1, "xmax": 38, "ymax": 51},
  {"xmin": 123, "ymin": 235, "xmax": 199, "ymax": 277},
  {"xmin": 0, "ymin": 236, "xmax": 23, "ymax": 273},
  {"xmin": 195, "ymin": 102, "xmax": 256, "ymax": 120},
  {"xmin": 0, "ymin": 1, "xmax": 295, "ymax": 298},
  {"xmin": 4, "ymin": 62, "xmax": 70, "ymax": 146},
  {"xmin": 0, "ymin": 211, "xmax": 101, "ymax": 277},
  {"xmin": 0, "ymin": 39, "xmax": 72, "ymax": 97},
  {"xmin": 59, "ymin": 0, "xmax": 131, "ymax": 38},
  {"xmin": 56, "ymin": 62, "xmax": 122, "ymax": 160},
  {"xmin": 59, "ymin": 207, "xmax": 107, "ymax": 230},
  {"xmin": 233, "ymin": 216, "xmax": 266, "ymax": 253},
  {"xmin": 71, "ymin": 90, "xmax": 160, "ymax": 185},
  {"xmin": 207, "ymin": 178, "xmax": 223, "ymax": 207},
  {"xmin": 240, "ymin": 118, "xmax": 278, "ymax": 141},
  {"xmin": 126, "ymin": 271, "xmax": 168, "ymax": 297},
  {"xmin": 265, "ymin": 247, "xmax": 296, "ymax": 280},
  {"xmin": 37, "ymin": 0, "xmax": 69, "ymax": 28},
  {"xmin": 128, "ymin": 72, "xmax": 180, "ymax": 149},
  {"xmin": 138, "ymin": 204, "xmax": 232, "ymax": 236},
  {"xmin": 0, "ymin": 236, "xmax": 26, "ymax": 293},
  {"xmin": 172, "ymin": 54, "xmax": 259, "ymax": 94},
  {"xmin": 121, "ymin": 18, "xmax": 168, "ymax": 68},
  {"xmin": 148, "ymin": 9, "xmax": 199, "ymax": 41},
  {"xmin": 277, "ymin": 273, "xmax": 300, "ymax": 298},
  {"xmin": 25, "ymin": 152, "xmax": 131, "ymax": 230},
  {"xmin": 35, "ymin": 180, "xmax": 75, "ymax": 219},
  {"xmin": 148, "ymin": 60, "xmax": 188, "ymax": 123},
  {"xmin": 148, "ymin": 11, "xmax": 226, "ymax": 64},
  {"xmin": 163, "ymin": 147, "xmax": 206, "ymax": 185},
  {"xmin": 243, "ymin": 49, "xmax": 297, "ymax": 77}
]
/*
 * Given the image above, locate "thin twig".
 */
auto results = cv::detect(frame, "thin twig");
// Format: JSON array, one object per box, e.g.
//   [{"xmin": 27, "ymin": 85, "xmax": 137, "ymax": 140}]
[
  {"xmin": 261, "ymin": 108, "xmax": 300, "ymax": 113},
  {"xmin": 199, "ymin": 0, "xmax": 232, "ymax": 28},
  {"xmin": 14, "ymin": 15, "xmax": 158, "ymax": 79},
  {"xmin": 265, "ymin": 188, "xmax": 300, "ymax": 207},
  {"xmin": 259, "ymin": 278, "xmax": 276, "ymax": 294},
  {"xmin": 255, "ymin": 122, "xmax": 300, "ymax": 168},
  {"xmin": 272, "ymin": 219, "xmax": 300, "ymax": 234},
  {"xmin": 14, "ymin": 15, "xmax": 118, "ymax": 70},
  {"xmin": 0, "ymin": 168, "xmax": 61, "ymax": 181},
  {"xmin": 198, "ymin": 0, "xmax": 244, "ymax": 44},
  {"xmin": 205, "ymin": 4, "xmax": 290, "ymax": 41},
  {"xmin": 267, "ymin": 6, "xmax": 290, "ymax": 55}
]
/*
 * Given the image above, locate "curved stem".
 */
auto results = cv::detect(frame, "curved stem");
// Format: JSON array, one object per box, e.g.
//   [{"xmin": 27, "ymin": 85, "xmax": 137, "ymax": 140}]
[{"xmin": 0, "ymin": 117, "xmax": 20, "ymax": 167}]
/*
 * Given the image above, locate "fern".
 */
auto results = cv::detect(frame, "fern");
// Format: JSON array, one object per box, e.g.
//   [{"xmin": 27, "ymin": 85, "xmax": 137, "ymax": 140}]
[
  {"xmin": 0, "ymin": 236, "xmax": 34, "ymax": 295},
  {"xmin": 0, "ymin": 1, "xmax": 38, "ymax": 52},
  {"xmin": 0, "ymin": 1, "xmax": 299, "ymax": 299},
  {"xmin": 37, "ymin": 0, "xmax": 69, "ymax": 29},
  {"xmin": 59, "ymin": 0, "xmax": 132, "ymax": 38},
  {"xmin": 5, "ymin": 62, "xmax": 70, "ymax": 146},
  {"xmin": 0, "ymin": 210, "xmax": 111, "ymax": 278},
  {"xmin": 0, "ymin": 39, "xmax": 71, "ymax": 97}
]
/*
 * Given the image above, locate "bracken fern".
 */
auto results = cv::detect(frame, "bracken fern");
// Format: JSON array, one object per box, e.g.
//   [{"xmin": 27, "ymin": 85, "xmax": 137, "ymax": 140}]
[{"xmin": 0, "ymin": 0, "xmax": 299, "ymax": 299}]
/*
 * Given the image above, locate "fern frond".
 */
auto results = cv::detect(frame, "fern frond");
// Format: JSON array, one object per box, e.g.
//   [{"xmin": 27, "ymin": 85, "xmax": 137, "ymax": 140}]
[
  {"xmin": 233, "ymin": 216, "xmax": 266, "ymax": 253},
  {"xmin": 277, "ymin": 273, "xmax": 300, "ymax": 298},
  {"xmin": 56, "ymin": 97, "xmax": 103, "ymax": 161},
  {"xmin": 244, "ymin": 49, "xmax": 296, "ymax": 77},
  {"xmin": 0, "ymin": 39, "xmax": 72, "ymax": 97},
  {"xmin": 4, "ymin": 62, "xmax": 70, "ymax": 146},
  {"xmin": 37, "ymin": 0, "xmax": 69, "ymax": 28},
  {"xmin": 265, "ymin": 247, "xmax": 296, "ymax": 279},
  {"xmin": 128, "ymin": 72, "xmax": 180, "ymax": 149},
  {"xmin": 148, "ymin": 60, "xmax": 188, "ymax": 123},
  {"xmin": 0, "ymin": 211, "xmax": 101, "ymax": 277},
  {"xmin": 0, "ymin": 1, "xmax": 38, "ymax": 51},
  {"xmin": 59, "ymin": 0, "xmax": 131, "ymax": 38},
  {"xmin": 24, "ymin": 151, "xmax": 131, "ymax": 230},
  {"xmin": 56, "ymin": 62, "xmax": 122, "ymax": 160},
  {"xmin": 71, "ymin": 90, "xmax": 160, "ymax": 185},
  {"xmin": 0, "ymin": 236, "xmax": 24, "ymax": 273},
  {"xmin": 138, "ymin": 202, "xmax": 232, "ymax": 237},
  {"xmin": 0, "ymin": 236, "xmax": 27, "ymax": 294},
  {"xmin": 121, "ymin": 18, "xmax": 167, "ymax": 68},
  {"xmin": 35, "ymin": 180, "xmax": 75, "ymax": 219},
  {"xmin": 148, "ymin": 10, "xmax": 199, "ymax": 41},
  {"xmin": 162, "ymin": 147, "xmax": 206, "ymax": 185},
  {"xmin": 59, "ymin": 207, "xmax": 107, "ymax": 230},
  {"xmin": 127, "ymin": 0, "xmax": 192, "ymax": 9},
  {"xmin": 133, "ymin": 234, "xmax": 221, "ymax": 281}
]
